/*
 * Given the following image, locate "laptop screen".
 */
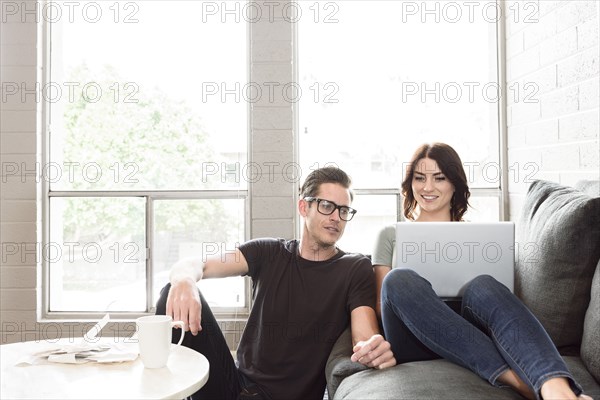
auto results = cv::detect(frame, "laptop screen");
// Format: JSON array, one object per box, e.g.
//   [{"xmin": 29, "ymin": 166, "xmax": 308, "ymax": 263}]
[{"xmin": 394, "ymin": 222, "xmax": 515, "ymax": 297}]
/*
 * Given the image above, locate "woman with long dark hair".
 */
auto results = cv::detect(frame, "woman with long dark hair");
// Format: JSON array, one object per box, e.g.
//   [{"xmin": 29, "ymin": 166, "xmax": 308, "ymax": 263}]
[{"xmin": 373, "ymin": 143, "xmax": 590, "ymax": 400}]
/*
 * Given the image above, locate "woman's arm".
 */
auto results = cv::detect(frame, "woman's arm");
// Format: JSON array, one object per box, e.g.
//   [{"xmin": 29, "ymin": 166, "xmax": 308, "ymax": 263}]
[
  {"xmin": 374, "ymin": 265, "xmax": 391, "ymax": 319},
  {"xmin": 372, "ymin": 225, "xmax": 396, "ymax": 319}
]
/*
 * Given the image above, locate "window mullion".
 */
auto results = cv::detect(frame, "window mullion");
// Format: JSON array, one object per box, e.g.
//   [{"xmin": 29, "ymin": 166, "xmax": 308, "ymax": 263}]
[{"xmin": 146, "ymin": 196, "xmax": 154, "ymax": 313}]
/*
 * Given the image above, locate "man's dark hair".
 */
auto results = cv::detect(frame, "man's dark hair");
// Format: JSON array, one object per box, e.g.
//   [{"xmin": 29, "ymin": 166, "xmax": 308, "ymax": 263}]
[{"xmin": 299, "ymin": 166, "xmax": 354, "ymax": 201}]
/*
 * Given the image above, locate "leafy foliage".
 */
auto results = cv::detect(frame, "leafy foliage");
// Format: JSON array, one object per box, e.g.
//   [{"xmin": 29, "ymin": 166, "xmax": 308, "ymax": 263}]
[{"xmin": 58, "ymin": 64, "xmax": 235, "ymax": 244}]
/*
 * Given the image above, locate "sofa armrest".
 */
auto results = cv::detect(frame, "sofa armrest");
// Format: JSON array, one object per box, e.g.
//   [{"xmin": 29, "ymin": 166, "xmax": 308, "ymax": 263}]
[
  {"xmin": 326, "ymin": 327, "xmax": 369, "ymax": 399},
  {"xmin": 581, "ymin": 260, "xmax": 600, "ymax": 382}
]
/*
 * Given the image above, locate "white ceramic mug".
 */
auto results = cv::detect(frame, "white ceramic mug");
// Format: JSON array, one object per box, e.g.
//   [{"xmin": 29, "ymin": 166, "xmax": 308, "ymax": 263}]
[{"xmin": 136, "ymin": 315, "xmax": 185, "ymax": 368}]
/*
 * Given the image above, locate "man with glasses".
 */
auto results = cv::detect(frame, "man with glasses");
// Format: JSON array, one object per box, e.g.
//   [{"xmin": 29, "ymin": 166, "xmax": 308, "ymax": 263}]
[{"xmin": 156, "ymin": 166, "xmax": 395, "ymax": 400}]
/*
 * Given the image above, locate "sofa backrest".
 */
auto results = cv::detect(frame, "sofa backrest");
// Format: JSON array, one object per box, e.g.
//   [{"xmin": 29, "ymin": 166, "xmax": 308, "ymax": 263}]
[{"xmin": 515, "ymin": 180, "xmax": 600, "ymax": 350}]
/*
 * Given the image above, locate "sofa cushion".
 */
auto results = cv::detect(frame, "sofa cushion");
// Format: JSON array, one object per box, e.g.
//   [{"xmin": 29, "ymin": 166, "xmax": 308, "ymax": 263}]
[
  {"xmin": 335, "ymin": 359, "xmax": 520, "ymax": 399},
  {"xmin": 581, "ymin": 261, "xmax": 600, "ymax": 381},
  {"xmin": 564, "ymin": 356, "xmax": 600, "ymax": 398},
  {"xmin": 515, "ymin": 180, "xmax": 600, "ymax": 349},
  {"xmin": 333, "ymin": 357, "xmax": 600, "ymax": 400}
]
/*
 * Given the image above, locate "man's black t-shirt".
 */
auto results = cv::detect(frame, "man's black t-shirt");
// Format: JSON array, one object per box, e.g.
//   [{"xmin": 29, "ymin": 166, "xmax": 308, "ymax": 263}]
[{"xmin": 237, "ymin": 238, "xmax": 375, "ymax": 400}]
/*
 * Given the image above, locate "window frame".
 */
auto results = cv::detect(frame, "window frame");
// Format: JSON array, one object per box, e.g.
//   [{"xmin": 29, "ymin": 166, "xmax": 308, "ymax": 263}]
[
  {"xmin": 352, "ymin": 188, "xmax": 504, "ymax": 220},
  {"xmin": 294, "ymin": 0, "xmax": 509, "ymax": 226},
  {"xmin": 39, "ymin": 3, "xmax": 252, "ymax": 321}
]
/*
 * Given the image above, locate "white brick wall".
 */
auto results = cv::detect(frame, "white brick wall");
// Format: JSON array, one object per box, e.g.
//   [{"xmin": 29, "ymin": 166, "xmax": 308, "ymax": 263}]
[
  {"xmin": 249, "ymin": 5, "xmax": 296, "ymax": 239},
  {"xmin": 1, "ymin": 7, "xmax": 40, "ymax": 344},
  {"xmin": 505, "ymin": 0, "xmax": 600, "ymax": 220}
]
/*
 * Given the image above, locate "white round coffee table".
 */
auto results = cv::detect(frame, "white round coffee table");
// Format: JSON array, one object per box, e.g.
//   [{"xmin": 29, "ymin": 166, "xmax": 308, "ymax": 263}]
[{"xmin": 1, "ymin": 338, "xmax": 209, "ymax": 399}]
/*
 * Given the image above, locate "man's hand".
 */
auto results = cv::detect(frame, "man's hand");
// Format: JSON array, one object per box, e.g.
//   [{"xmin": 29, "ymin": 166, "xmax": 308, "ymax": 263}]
[
  {"xmin": 166, "ymin": 277, "xmax": 202, "ymax": 335},
  {"xmin": 351, "ymin": 334, "xmax": 396, "ymax": 369}
]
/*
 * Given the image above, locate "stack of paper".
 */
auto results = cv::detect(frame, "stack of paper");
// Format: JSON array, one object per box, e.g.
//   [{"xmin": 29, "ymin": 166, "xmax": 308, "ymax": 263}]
[
  {"xmin": 26, "ymin": 342, "xmax": 138, "ymax": 364},
  {"xmin": 16, "ymin": 314, "xmax": 139, "ymax": 366}
]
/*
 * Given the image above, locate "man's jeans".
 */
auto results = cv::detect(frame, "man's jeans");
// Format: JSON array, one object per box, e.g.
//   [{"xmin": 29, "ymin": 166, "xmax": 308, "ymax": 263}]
[{"xmin": 381, "ymin": 269, "xmax": 582, "ymax": 399}]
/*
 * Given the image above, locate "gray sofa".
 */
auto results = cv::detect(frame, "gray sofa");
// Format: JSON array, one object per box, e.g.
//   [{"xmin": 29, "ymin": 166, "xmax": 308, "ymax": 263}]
[{"xmin": 326, "ymin": 180, "xmax": 600, "ymax": 399}]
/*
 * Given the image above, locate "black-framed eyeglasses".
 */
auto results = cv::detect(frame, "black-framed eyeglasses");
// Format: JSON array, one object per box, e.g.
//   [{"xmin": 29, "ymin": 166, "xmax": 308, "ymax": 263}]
[{"xmin": 303, "ymin": 197, "xmax": 357, "ymax": 221}]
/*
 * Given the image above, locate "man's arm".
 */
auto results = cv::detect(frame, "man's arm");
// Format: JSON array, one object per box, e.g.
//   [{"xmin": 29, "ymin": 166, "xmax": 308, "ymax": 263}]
[
  {"xmin": 349, "ymin": 306, "xmax": 396, "ymax": 369},
  {"xmin": 166, "ymin": 249, "xmax": 249, "ymax": 335}
]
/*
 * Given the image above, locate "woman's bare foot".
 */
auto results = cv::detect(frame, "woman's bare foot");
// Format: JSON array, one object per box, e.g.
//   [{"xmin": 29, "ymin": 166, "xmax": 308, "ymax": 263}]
[
  {"xmin": 540, "ymin": 377, "xmax": 592, "ymax": 400},
  {"xmin": 498, "ymin": 369, "xmax": 535, "ymax": 400}
]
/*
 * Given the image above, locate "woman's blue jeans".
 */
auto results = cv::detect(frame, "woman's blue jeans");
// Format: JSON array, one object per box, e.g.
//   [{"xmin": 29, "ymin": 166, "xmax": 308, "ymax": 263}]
[{"xmin": 381, "ymin": 269, "xmax": 582, "ymax": 399}]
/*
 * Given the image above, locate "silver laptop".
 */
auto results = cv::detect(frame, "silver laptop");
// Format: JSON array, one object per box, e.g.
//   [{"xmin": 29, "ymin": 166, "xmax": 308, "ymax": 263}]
[{"xmin": 394, "ymin": 222, "xmax": 515, "ymax": 297}]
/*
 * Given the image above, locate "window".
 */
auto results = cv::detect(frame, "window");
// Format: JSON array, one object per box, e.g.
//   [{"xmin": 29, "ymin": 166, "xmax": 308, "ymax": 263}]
[
  {"xmin": 44, "ymin": 1, "xmax": 248, "ymax": 316},
  {"xmin": 299, "ymin": 1, "xmax": 503, "ymax": 254}
]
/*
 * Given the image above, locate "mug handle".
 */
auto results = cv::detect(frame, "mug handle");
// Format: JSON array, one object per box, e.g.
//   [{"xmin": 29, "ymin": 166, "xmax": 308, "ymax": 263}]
[{"xmin": 172, "ymin": 321, "xmax": 185, "ymax": 345}]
